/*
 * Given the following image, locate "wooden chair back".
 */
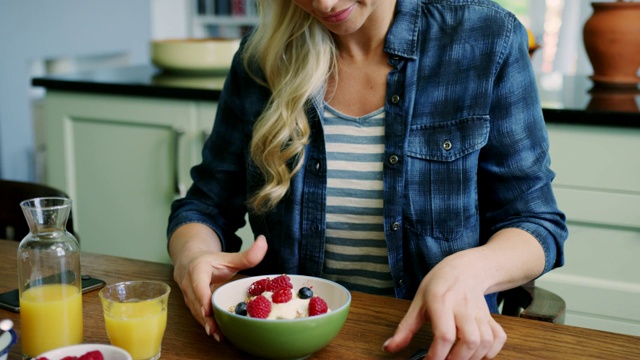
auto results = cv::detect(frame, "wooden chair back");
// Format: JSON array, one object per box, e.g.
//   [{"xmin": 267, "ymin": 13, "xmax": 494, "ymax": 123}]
[
  {"xmin": 499, "ymin": 281, "xmax": 566, "ymax": 324},
  {"xmin": 0, "ymin": 179, "xmax": 78, "ymax": 241}
]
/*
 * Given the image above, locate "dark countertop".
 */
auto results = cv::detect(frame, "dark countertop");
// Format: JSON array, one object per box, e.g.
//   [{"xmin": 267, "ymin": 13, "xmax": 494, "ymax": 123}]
[
  {"xmin": 32, "ymin": 65, "xmax": 226, "ymax": 101},
  {"xmin": 32, "ymin": 64, "xmax": 640, "ymax": 128}
]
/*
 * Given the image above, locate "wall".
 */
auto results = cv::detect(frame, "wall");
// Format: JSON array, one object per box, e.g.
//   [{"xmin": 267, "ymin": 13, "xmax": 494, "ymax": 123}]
[
  {"xmin": 151, "ymin": 0, "xmax": 190, "ymax": 40},
  {"xmin": 0, "ymin": 0, "xmax": 151, "ymax": 182}
]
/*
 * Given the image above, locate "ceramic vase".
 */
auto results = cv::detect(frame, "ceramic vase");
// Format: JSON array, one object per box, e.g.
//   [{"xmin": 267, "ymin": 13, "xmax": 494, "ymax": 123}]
[{"xmin": 583, "ymin": 1, "xmax": 640, "ymax": 87}]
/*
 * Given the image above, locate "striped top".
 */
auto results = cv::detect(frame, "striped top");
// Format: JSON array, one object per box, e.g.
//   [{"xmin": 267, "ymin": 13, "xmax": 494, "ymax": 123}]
[{"xmin": 321, "ymin": 103, "xmax": 394, "ymax": 296}]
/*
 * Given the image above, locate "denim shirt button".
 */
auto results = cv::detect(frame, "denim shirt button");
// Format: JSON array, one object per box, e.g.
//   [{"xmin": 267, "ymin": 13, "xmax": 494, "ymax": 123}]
[
  {"xmin": 391, "ymin": 94, "xmax": 401, "ymax": 104},
  {"xmin": 442, "ymin": 140, "xmax": 452, "ymax": 151},
  {"xmin": 314, "ymin": 161, "xmax": 322, "ymax": 171},
  {"xmin": 312, "ymin": 223, "xmax": 320, "ymax": 232},
  {"xmin": 389, "ymin": 155, "xmax": 399, "ymax": 164},
  {"xmin": 392, "ymin": 222, "xmax": 400, "ymax": 231},
  {"xmin": 398, "ymin": 279, "xmax": 404, "ymax": 287}
]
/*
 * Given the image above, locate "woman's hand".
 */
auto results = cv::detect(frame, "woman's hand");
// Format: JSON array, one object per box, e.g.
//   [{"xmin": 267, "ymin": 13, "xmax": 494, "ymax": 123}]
[
  {"xmin": 169, "ymin": 224, "xmax": 268, "ymax": 341},
  {"xmin": 383, "ymin": 250, "xmax": 507, "ymax": 360},
  {"xmin": 383, "ymin": 228, "xmax": 545, "ymax": 359}
]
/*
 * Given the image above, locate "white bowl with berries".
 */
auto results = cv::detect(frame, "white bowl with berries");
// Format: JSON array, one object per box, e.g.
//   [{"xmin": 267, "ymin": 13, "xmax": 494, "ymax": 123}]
[
  {"xmin": 35, "ymin": 344, "xmax": 131, "ymax": 360},
  {"xmin": 212, "ymin": 274, "xmax": 351, "ymax": 359}
]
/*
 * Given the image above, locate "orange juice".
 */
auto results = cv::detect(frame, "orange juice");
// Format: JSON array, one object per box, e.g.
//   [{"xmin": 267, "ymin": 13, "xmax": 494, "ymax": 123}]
[
  {"xmin": 104, "ymin": 300, "xmax": 167, "ymax": 360},
  {"xmin": 20, "ymin": 283, "xmax": 83, "ymax": 357}
]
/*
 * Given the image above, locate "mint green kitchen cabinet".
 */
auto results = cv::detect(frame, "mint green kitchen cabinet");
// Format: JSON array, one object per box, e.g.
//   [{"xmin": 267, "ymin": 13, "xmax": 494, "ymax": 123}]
[
  {"xmin": 539, "ymin": 123, "xmax": 640, "ymax": 336},
  {"xmin": 41, "ymin": 89, "xmax": 255, "ymax": 264}
]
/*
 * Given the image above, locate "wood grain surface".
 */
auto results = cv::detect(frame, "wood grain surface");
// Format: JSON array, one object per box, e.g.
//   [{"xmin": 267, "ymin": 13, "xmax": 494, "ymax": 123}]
[{"xmin": 1, "ymin": 239, "xmax": 639, "ymax": 359}]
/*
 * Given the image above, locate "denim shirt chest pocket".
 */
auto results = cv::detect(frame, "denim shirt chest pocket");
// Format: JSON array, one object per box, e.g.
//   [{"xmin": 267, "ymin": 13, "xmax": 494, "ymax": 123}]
[{"xmin": 404, "ymin": 116, "xmax": 490, "ymax": 241}]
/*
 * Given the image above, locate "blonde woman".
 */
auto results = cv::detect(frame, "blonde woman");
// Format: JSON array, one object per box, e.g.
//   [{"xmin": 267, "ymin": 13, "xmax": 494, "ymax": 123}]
[{"xmin": 168, "ymin": 1, "xmax": 567, "ymax": 359}]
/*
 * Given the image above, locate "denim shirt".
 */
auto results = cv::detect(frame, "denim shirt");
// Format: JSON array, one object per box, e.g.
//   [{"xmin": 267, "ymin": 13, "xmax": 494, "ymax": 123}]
[{"xmin": 168, "ymin": 0, "xmax": 568, "ymax": 308}]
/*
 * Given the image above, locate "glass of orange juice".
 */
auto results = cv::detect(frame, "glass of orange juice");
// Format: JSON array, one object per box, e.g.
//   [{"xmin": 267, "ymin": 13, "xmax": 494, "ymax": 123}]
[{"xmin": 99, "ymin": 281, "xmax": 170, "ymax": 360}]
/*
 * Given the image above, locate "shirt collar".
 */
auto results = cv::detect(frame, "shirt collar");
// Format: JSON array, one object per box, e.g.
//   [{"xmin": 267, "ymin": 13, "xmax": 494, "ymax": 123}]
[{"xmin": 385, "ymin": 0, "xmax": 420, "ymax": 60}]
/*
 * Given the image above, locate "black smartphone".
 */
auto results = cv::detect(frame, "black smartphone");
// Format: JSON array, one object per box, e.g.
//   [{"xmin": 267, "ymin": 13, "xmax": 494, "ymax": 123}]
[{"xmin": 0, "ymin": 274, "xmax": 106, "ymax": 313}]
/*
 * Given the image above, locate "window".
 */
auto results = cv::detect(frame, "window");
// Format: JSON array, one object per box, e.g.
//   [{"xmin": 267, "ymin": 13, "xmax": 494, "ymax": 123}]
[{"xmin": 493, "ymin": 0, "xmax": 594, "ymax": 76}]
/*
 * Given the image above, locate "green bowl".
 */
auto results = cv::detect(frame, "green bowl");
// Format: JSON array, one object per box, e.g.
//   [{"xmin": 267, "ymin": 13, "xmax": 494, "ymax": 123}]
[{"xmin": 212, "ymin": 275, "xmax": 351, "ymax": 360}]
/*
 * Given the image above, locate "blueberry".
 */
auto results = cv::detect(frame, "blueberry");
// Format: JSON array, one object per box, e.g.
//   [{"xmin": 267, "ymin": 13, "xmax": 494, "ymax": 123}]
[
  {"xmin": 234, "ymin": 301, "xmax": 247, "ymax": 316},
  {"xmin": 298, "ymin": 287, "xmax": 313, "ymax": 299}
]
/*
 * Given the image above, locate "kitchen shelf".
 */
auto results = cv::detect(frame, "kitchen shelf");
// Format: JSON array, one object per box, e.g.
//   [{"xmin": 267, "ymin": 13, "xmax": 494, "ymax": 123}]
[
  {"xmin": 190, "ymin": 0, "xmax": 258, "ymax": 38},
  {"xmin": 195, "ymin": 15, "xmax": 258, "ymax": 26}
]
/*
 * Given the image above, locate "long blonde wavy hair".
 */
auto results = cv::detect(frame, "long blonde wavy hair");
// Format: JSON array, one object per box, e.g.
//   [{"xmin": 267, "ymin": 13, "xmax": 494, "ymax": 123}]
[{"xmin": 243, "ymin": 1, "xmax": 337, "ymax": 213}]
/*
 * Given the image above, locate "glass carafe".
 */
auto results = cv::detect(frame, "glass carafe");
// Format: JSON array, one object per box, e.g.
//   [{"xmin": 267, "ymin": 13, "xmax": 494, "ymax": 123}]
[{"xmin": 17, "ymin": 197, "xmax": 83, "ymax": 358}]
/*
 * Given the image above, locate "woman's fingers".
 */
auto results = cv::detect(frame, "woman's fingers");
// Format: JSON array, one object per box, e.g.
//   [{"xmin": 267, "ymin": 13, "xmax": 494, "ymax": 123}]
[
  {"xmin": 447, "ymin": 312, "xmax": 494, "ymax": 360},
  {"xmin": 242, "ymin": 235, "xmax": 269, "ymax": 268},
  {"xmin": 423, "ymin": 304, "xmax": 457, "ymax": 360},
  {"xmin": 383, "ymin": 300, "xmax": 427, "ymax": 353},
  {"xmin": 430, "ymin": 312, "xmax": 506, "ymax": 360},
  {"xmin": 485, "ymin": 319, "xmax": 507, "ymax": 359},
  {"xmin": 178, "ymin": 235, "xmax": 269, "ymax": 340},
  {"xmin": 218, "ymin": 235, "xmax": 268, "ymax": 272}
]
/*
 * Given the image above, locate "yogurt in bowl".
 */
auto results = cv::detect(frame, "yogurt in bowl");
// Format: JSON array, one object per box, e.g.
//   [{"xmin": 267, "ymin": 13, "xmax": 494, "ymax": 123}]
[{"xmin": 212, "ymin": 275, "xmax": 351, "ymax": 360}]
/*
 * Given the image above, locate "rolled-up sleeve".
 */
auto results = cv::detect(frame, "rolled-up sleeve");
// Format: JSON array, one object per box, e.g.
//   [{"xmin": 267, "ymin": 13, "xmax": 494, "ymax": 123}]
[{"xmin": 478, "ymin": 21, "xmax": 568, "ymax": 273}]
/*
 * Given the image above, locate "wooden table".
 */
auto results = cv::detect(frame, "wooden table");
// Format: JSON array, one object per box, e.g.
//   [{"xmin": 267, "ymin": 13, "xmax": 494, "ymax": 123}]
[{"xmin": 1, "ymin": 239, "xmax": 639, "ymax": 359}]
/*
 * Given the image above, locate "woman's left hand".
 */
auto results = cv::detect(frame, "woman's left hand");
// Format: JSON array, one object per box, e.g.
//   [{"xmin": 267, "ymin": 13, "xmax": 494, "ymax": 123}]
[{"xmin": 382, "ymin": 252, "xmax": 507, "ymax": 360}]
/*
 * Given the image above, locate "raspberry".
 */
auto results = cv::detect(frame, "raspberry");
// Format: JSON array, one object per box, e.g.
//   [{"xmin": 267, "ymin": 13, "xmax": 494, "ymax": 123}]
[
  {"xmin": 248, "ymin": 278, "xmax": 270, "ymax": 296},
  {"xmin": 271, "ymin": 288, "xmax": 293, "ymax": 303},
  {"xmin": 267, "ymin": 274, "xmax": 293, "ymax": 292},
  {"xmin": 247, "ymin": 295, "xmax": 271, "ymax": 318},
  {"xmin": 308, "ymin": 296, "xmax": 328, "ymax": 316},
  {"xmin": 61, "ymin": 357, "xmax": 78, "ymax": 360},
  {"xmin": 79, "ymin": 351, "xmax": 105, "ymax": 360}
]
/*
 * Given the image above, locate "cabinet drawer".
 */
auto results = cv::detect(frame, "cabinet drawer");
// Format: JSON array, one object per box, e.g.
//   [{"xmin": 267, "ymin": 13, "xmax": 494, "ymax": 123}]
[
  {"xmin": 547, "ymin": 123, "xmax": 640, "ymax": 193},
  {"xmin": 537, "ymin": 224, "xmax": 640, "ymax": 336},
  {"xmin": 554, "ymin": 186, "xmax": 640, "ymax": 229}
]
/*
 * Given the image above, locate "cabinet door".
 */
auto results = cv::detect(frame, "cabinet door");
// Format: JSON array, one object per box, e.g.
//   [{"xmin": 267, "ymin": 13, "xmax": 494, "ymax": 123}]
[
  {"xmin": 538, "ymin": 123, "xmax": 640, "ymax": 336},
  {"xmin": 44, "ymin": 92, "xmax": 203, "ymax": 264}
]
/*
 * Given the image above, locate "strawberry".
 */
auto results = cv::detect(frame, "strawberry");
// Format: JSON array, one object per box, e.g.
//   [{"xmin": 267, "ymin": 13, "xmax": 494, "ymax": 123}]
[
  {"xmin": 247, "ymin": 295, "xmax": 271, "ymax": 319},
  {"xmin": 308, "ymin": 296, "xmax": 328, "ymax": 316},
  {"xmin": 61, "ymin": 357, "xmax": 79, "ymax": 360},
  {"xmin": 248, "ymin": 277, "xmax": 270, "ymax": 296},
  {"xmin": 267, "ymin": 274, "xmax": 293, "ymax": 292},
  {"xmin": 271, "ymin": 288, "xmax": 293, "ymax": 304},
  {"xmin": 79, "ymin": 350, "xmax": 105, "ymax": 360}
]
